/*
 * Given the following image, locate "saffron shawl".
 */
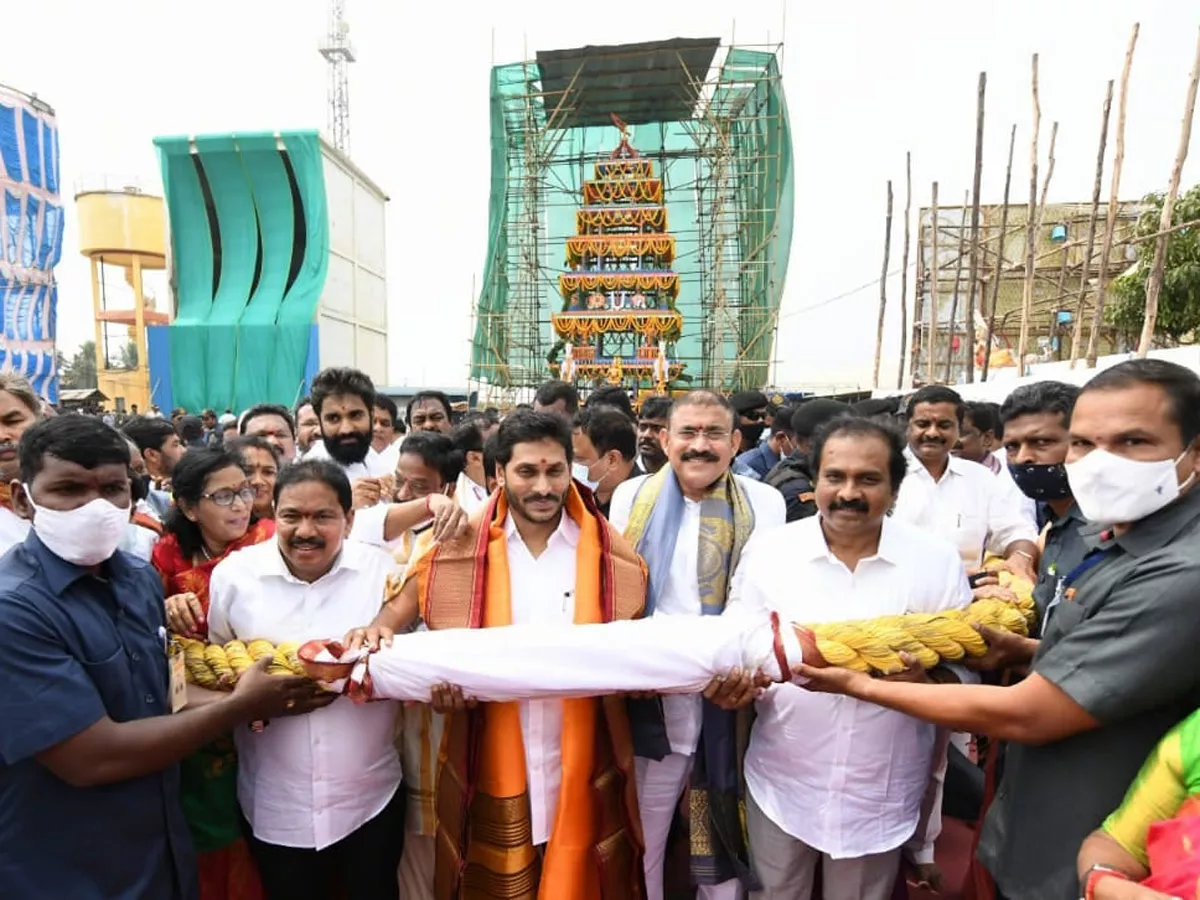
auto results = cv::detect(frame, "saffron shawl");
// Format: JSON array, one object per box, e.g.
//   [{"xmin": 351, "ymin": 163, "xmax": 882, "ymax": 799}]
[{"xmin": 405, "ymin": 484, "xmax": 647, "ymax": 900}]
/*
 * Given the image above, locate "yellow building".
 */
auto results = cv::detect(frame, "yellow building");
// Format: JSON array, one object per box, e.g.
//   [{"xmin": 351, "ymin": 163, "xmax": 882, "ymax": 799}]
[{"xmin": 75, "ymin": 184, "xmax": 168, "ymax": 411}]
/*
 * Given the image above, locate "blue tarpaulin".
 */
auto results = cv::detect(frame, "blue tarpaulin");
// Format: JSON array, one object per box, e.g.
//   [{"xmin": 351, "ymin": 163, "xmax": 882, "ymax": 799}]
[{"xmin": 0, "ymin": 87, "xmax": 62, "ymax": 402}]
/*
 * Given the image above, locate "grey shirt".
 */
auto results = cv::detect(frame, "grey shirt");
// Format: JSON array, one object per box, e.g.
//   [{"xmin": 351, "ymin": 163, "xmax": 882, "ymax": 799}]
[
  {"xmin": 1031, "ymin": 503, "xmax": 1089, "ymax": 627},
  {"xmin": 977, "ymin": 486, "xmax": 1200, "ymax": 900}
]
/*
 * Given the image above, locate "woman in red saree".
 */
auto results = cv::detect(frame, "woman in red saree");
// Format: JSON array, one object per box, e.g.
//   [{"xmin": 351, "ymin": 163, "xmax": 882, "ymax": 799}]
[{"xmin": 152, "ymin": 448, "xmax": 275, "ymax": 900}]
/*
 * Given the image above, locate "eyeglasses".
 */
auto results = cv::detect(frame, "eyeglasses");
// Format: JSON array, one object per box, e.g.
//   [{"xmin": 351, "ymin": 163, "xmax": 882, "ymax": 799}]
[
  {"xmin": 742, "ymin": 410, "xmax": 767, "ymax": 422},
  {"xmin": 202, "ymin": 486, "xmax": 257, "ymax": 508},
  {"xmin": 672, "ymin": 427, "xmax": 732, "ymax": 443}
]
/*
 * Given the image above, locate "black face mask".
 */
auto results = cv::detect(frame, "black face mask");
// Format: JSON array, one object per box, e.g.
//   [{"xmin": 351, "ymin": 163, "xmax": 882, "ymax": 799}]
[
  {"xmin": 1008, "ymin": 461, "xmax": 1072, "ymax": 502},
  {"xmin": 740, "ymin": 423, "xmax": 766, "ymax": 447}
]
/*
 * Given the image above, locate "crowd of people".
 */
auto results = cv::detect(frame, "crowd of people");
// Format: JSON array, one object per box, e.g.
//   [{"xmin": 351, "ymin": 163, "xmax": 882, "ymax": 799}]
[{"xmin": 1, "ymin": 359, "xmax": 1200, "ymax": 900}]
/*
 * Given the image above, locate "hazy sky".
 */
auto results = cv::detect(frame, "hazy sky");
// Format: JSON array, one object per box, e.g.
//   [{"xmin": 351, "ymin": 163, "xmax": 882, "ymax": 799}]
[{"xmin": 4, "ymin": 0, "xmax": 1198, "ymax": 391}]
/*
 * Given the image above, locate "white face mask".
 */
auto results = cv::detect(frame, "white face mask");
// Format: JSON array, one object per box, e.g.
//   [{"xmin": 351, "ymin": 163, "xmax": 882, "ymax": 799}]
[
  {"xmin": 572, "ymin": 460, "xmax": 606, "ymax": 492},
  {"xmin": 25, "ymin": 490, "xmax": 130, "ymax": 566},
  {"xmin": 1065, "ymin": 448, "xmax": 1195, "ymax": 527}
]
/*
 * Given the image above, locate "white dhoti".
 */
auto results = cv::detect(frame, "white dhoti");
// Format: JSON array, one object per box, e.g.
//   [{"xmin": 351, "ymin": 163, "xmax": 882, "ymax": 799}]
[{"xmin": 365, "ymin": 611, "xmax": 803, "ymax": 703}]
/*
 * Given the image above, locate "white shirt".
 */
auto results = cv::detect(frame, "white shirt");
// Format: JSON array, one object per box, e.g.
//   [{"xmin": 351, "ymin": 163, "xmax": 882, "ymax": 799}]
[
  {"xmin": 734, "ymin": 515, "xmax": 972, "ymax": 858},
  {"xmin": 0, "ymin": 507, "xmax": 29, "ymax": 554},
  {"xmin": 305, "ymin": 439, "xmax": 393, "ymax": 480},
  {"xmin": 893, "ymin": 447, "xmax": 1038, "ymax": 568},
  {"xmin": 608, "ymin": 473, "xmax": 786, "ymax": 756},
  {"xmin": 207, "ymin": 539, "xmax": 404, "ymax": 850},
  {"xmin": 120, "ymin": 522, "xmax": 158, "ymax": 561},
  {"xmin": 503, "ymin": 511, "xmax": 580, "ymax": 845},
  {"xmin": 455, "ymin": 471, "xmax": 490, "ymax": 516}
]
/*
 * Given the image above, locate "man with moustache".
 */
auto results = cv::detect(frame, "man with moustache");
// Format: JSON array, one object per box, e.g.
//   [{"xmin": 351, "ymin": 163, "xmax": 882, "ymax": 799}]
[
  {"xmin": 305, "ymin": 367, "xmax": 393, "ymax": 486},
  {"xmin": 793, "ymin": 359, "xmax": 1200, "ymax": 900},
  {"xmin": 636, "ymin": 395, "xmax": 672, "ymax": 474},
  {"xmin": 609, "ymin": 390, "xmax": 785, "ymax": 900},
  {"xmin": 893, "ymin": 385, "xmax": 1039, "ymax": 582},
  {"xmin": 405, "ymin": 391, "xmax": 454, "ymax": 435},
  {"xmin": 730, "ymin": 416, "xmax": 972, "ymax": 900},
  {"xmin": 239, "ymin": 404, "xmax": 298, "ymax": 463},
  {"xmin": 356, "ymin": 410, "xmax": 649, "ymax": 900},
  {"xmin": 207, "ymin": 459, "xmax": 405, "ymax": 898},
  {"xmin": 294, "ymin": 398, "xmax": 321, "ymax": 457},
  {"xmin": 300, "ymin": 367, "xmax": 465, "ymax": 550}
]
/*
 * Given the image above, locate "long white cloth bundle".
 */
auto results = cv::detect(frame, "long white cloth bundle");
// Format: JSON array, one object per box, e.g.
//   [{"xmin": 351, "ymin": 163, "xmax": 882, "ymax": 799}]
[{"xmin": 365, "ymin": 610, "xmax": 803, "ymax": 703}]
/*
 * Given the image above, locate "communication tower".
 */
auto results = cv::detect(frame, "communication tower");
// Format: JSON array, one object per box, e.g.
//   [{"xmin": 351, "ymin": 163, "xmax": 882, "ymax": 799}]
[{"xmin": 318, "ymin": 0, "xmax": 355, "ymax": 153}]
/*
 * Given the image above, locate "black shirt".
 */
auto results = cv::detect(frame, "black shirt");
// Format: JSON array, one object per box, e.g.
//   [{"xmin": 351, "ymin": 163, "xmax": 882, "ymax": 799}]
[
  {"xmin": 762, "ymin": 454, "xmax": 817, "ymax": 522},
  {"xmin": 977, "ymin": 487, "xmax": 1200, "ymax": 900}
]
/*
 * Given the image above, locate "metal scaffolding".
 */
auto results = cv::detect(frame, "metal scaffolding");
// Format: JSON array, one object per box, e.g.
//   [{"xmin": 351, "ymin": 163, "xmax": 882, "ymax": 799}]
[{"xmin": 470, "ymin": 38, "xmax": 794, "ymax": 402}]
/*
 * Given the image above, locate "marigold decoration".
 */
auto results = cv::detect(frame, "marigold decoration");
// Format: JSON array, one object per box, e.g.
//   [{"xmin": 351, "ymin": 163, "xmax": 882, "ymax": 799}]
[{"xmin": 553, "ymin": 119, "xmax": 684, "ymax": 392}]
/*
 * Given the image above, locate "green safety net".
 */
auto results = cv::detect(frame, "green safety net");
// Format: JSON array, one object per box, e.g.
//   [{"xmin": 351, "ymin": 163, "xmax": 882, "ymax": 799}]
[
  {"xmin": 155, "ymin": 131, "xmax": 328, "ymax": 412},
  {"xmin": 471, "ymin": 47, "xmax": 793, "ymax": 392}
]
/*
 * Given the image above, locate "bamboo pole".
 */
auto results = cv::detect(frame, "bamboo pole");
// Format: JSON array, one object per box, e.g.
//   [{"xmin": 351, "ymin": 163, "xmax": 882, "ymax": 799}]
[
  {"xmin": 872, "ymin": 180, "xmax": 894, "ymax": 387},
  {"xmin": 897, "ymin": 152, "xmax": 912, "ymax": 388},
  {"xmin": 928, "ymin": 182, "xmax": 940, "ymax": 383},
  {"xmin": 1069, "ymin": 81, "xmax": 1114, "ymax": 368},
  {"xmin": 982, "ymin": 124, "xmax": 1017, "ymax": 381},
  {"xmin": 945, "ymin": 192, "xmax": 970, "ymax": 383},
  {"xmin": 1087, "ymin": 23, "xmax": 1139, "ymax": 367},
  {"xmin": 1136, "ymin": 26, "xmax": 1200, "ymax": 357},
  {"xmin": 964, "ymin": 72, "xmax": 986, "ymax": 383},
  {"xmin": 1016, "ymin": 55, "xmax": 1041, "ymax": 377}
]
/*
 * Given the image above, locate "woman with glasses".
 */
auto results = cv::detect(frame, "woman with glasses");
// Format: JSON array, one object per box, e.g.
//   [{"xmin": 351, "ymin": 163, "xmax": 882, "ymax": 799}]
[{"xmin": 152, "ymin": 449, "xmax": 274, "ymax": 900}]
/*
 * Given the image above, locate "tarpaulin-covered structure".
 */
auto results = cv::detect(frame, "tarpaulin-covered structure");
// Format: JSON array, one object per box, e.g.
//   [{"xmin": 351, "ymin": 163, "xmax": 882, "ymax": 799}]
[
  {"xmin": 151, "ymin": 131, "xmax": 330, "ymax": 412},
  {"xmin": 0, "ymin": 84, "xmax": 62, "ymax": 402},
  {"xmin": 471, "ymin": 39, "xmax": 794, "ymax": 395}
]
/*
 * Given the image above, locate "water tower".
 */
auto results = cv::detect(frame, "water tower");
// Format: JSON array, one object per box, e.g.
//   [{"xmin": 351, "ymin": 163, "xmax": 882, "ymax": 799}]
[{"xmin": 75, "ymin": 181, "xmax": 168, "ymax": 411}]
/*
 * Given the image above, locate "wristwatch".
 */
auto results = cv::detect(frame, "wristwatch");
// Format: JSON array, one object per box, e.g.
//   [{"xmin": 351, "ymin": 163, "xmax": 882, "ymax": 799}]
[{"xmin": 1081, "ymin": 863, "xmax": 1131, "ymax": 900}]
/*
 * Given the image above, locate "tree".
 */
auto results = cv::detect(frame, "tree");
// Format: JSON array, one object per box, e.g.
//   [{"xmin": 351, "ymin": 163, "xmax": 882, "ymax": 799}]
[
  {"xmin": 1108, "ymin": 183, "xmax": 1200, "ymax": 345},
  {"xmin": 59, "ymin": 341, "xmax": 98, "ymax": 390},
  {"xmin": 117, "ymin": 341, "xmax": 138, "ymax": 370}
]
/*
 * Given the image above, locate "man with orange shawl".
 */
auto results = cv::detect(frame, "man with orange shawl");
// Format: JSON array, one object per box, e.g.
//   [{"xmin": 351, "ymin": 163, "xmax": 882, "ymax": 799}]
[{"xmin": 362, "ymin": 410, "xmax": 648, "ymax": 900}]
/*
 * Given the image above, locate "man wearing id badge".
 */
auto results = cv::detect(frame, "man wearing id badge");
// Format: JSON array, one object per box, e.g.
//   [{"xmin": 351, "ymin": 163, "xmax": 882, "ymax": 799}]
[
  {"xmin": 0, "ymin": 417, "xmax": 332, "ymax": 900},
  {"xmin": 792, "ymin": 359, "xmax": 1200, "ymax": 900}
]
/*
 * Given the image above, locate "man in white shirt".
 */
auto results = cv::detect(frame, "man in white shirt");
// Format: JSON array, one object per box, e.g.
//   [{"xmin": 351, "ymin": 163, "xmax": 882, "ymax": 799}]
[
  {"xmin": 894, "ymin": 385, "xmax": 1039, "ymax": 581},
  {"xmin": 609, "ymin": 389, "xmax": 786, "ymax": 900},
  {"xmin": 733, "ymin": 416, "xmax": 973, "ymax": 900},
  {"xmin": 360, "ymin": 410, "xmax": 648, "ymax": 900},
  {"xmin": 0, "ymin": 373, "xmax": 41, "ymax": 552},
  {"xmin": 304, "ymin": 367, "xmax": 393, "ymax": 485},
  {"xmin": 450, "ymin": 418, "xmax": 491, "ymax": 515},
  {"xmin": 207, "ymin": 457, "xmax": 405, "ymax": 899},
  {"xmin": 953, "ymin": 401, "xmax": 1037, "ymax": 524}
]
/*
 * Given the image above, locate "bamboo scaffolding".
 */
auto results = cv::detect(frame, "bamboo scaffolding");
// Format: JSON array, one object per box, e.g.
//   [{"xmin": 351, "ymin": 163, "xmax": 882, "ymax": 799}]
[
  {"xmin": 898, "ymin": 152, "xmax": 912, "ymax": 388},
  {"xmin": 1136, "ymin": 26, "xmax": 1200, "ymax": 357},
  {"xmin": 982, "ymin": 124, "xmax": 1017, "ymax": 381},
  {"xmin": 1087, "ymin": 23, "xmax": 1139, "ymax": 367},
  {"xmin": 928, "ymin": 182, "xmax": 940, "ymax": 383},
  {"xmin": 1016, "ymin": 55, "xmax": 1041, "ymax": 376},
  {"xmin": 964, "ymin": 72, "xmax": 986, "ymax": 383},
  {"xmin": 1069, "ymin": 81, "xmax": 1113, "ymax": 367},
  {"xmin": 873, "ymin": 181, "xmax": 894, "ymax": 387}
]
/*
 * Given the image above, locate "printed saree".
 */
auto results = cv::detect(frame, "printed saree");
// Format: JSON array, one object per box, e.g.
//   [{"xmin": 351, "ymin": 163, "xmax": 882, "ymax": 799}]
[{"xmin": 152, "ymin": 520, "xmax": 275, "ymax": 900}]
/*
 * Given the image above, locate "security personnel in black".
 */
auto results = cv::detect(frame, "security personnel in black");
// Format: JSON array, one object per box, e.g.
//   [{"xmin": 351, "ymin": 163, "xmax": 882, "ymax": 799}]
[{"xmin": 762, "ymin": 399, "xmax": 849, "ymax": 521}]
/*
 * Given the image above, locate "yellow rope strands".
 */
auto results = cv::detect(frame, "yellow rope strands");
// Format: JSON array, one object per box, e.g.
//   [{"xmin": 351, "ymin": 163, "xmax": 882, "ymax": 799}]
[
  {"xmin": 178, "ymin": 637, "xmax": 304, "ymax": 690},
  {"xmin": 175, "ymin": 573, "xmax": 1036, "ymax": 687},
  {"xmin": 811, "ymin": 570, "xmax": 1037, "ymax": 674}
]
